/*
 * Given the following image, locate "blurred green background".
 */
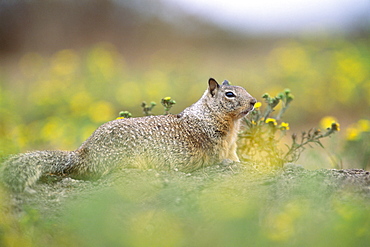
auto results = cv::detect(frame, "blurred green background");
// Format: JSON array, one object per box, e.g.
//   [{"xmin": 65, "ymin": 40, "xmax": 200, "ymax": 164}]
[
  {"xmin": 1, "ymin": 1, "xmax": 369, "ymax": 164},
  {"xmin": 0, "ymin": 1, "xmax": 370, "ymax": 246}
]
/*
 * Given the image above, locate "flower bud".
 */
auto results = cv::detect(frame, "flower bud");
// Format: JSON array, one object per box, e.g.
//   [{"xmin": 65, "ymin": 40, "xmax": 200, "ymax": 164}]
[{"xmin": 331, "ymin": 122, "xmax": 340, "ymax": 131}]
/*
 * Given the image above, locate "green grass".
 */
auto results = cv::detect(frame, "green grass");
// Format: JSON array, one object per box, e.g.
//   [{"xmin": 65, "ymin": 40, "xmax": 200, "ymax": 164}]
[{"xmin": 1, "ymin": 164, "xmax": 369, "ymax": 247}]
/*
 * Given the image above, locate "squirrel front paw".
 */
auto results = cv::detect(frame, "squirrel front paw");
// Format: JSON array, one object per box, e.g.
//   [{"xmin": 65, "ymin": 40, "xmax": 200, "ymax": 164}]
[{"xmin": 221, "ymin": 159, "xmax": 240, "ymax": 166}]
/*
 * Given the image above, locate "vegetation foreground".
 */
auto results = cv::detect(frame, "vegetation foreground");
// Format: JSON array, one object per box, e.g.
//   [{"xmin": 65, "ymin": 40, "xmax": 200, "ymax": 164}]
[{"xmin": 1, "ymin": 162, "xmax": 369, "ymax": 247}]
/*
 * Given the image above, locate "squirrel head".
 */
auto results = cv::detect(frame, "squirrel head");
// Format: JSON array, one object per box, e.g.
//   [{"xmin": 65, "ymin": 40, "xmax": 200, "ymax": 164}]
[{"xmin": 206, "ymin": 78, "xmax": 256, "ymax": 119}]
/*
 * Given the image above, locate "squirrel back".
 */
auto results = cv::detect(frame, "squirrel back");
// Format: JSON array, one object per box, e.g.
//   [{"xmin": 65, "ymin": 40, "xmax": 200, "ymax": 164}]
[{"xmin": 1, "ymin": 78, "xmax": 256, "ymax": 192}]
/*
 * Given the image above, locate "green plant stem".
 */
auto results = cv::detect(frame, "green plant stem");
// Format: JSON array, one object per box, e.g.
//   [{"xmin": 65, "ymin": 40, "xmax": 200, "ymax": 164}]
[{"xmin": 276, "ymin": 104, "xmax": 289, "ymax": 120}]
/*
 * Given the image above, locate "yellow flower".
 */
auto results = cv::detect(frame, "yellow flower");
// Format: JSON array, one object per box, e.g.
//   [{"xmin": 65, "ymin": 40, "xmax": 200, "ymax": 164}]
[
  {"xmin": 254, "ymin": 102, "xmax": 262, "ymax": 109},
  {"xmin": 358, "ymin": 119, "xmax": 370, "ymax": 132},
  {"xmin": 116, "ymin": 117, "xmax": 125, "ymax": 120},
  {"xmin": 280, "ymin": 122, "xmax": 290, "ymax": 130},
  {"xmin": 88, "ymin": 101, "xmax": 115, "ymax": 123},
  {"xmin": 163, "ymin": 96, "xmax": 171, "ymax": 101},
  {"xmin": 345, "ymin": 119, "xmax": 369, "ymax": 141},
  {"xmin": 320, "ymin": 116, "xmax": 338, "ymax": 130},
  {"xmin": 346, "ymin": 127, "xmax": 359, "ymax": 141},
  {"xmin": 331, "ymin": 122, "xmax": 340, "ymax": 131},
  {"xmin": 266, "ymin": 118, "xmax": 277, "ymax": 125}
]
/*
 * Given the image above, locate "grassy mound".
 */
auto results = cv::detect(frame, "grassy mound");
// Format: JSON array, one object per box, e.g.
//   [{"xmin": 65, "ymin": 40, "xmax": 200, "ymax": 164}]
[{"xmin": 1, "ymin": 163, "xmax": 369, "ymax": 247}]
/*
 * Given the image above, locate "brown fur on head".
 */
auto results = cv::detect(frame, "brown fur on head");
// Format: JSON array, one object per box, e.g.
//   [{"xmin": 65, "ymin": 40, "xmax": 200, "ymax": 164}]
[{"xmin": 206, "ymin": 78, "xmax": 256, "ymax": 119}]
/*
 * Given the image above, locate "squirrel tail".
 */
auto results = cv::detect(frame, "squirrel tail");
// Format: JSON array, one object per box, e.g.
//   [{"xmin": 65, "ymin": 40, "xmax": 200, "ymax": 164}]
[{"xmin": 1, "ymin": 150, "xmax": 78, "ymax": 192}]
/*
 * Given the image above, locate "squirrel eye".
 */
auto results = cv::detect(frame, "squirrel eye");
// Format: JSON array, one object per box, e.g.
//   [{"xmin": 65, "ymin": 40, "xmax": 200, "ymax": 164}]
[{"xmin": 225, "ymin": 92, "xmax": 236, "ymax": 98}]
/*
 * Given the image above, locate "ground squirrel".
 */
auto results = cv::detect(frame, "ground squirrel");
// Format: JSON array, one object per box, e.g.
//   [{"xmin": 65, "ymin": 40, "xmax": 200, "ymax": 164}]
[{"xmin": 1, "ymin": 78, "xmax": 256, "ymax": 192}]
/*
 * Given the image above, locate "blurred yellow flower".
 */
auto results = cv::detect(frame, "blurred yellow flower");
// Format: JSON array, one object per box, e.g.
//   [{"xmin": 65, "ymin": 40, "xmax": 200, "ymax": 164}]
[
  {"xmin": 265, "ymin": 201, "xmax": 305, "ymax": 242},
  {"xmin": 358, "ymin": 119, "xmax": 370, "ymax": 132},
  {"xmin": 331, "ymin": 122, "xmax": 340, "ymax": 132},
  {"xmin": 163, "ymin": 96, "xmax": 171, "ymax": 101},
  {"xmin": 346, "ymin": 127, "xmax": 359, "ymax": 141},
  {"xmin": 345, "ymin": 119, "xmax": 369, "ymax": 141},
  {"xmin": 320, "ymin": 116, "xmax": 338, "ymax": 130},
  {"xmin": 88, "ymin": 101, "xmax": 115, "ymax": 123},
  {"xmin": 70, "ymin": 91, "xmax": 93, "ymax": 115},
  {"xmin": 266, "ymin": 118, "xmax": 277, "ymax": 125},
  {"xmin": 87, "ymin": 43, "xmax": 117, "ymax": 80},
  {"xmin": 41, "ymin": 117, "xmax": 69, "ymax": 147},
  {"xmin": 270, "ymin": 43, "xmax": 309, "ymax": 74},
  {"xmin": 280, "ymin": 122, "xmax": 290, "ymax": 130},
  {"xmin": 116, "ymin": 117, "xmax": 125, "ymax": 120},
  {"xmin": 254, "ymin": 102, "xmax": 262, "ymax": 109}
]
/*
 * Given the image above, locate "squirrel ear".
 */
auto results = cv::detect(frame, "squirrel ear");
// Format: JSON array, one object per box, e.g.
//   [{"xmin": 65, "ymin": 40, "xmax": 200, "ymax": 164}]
[
  {"xmin": 208, "ymin": 78, "xmax": 219, "ymax": 97},
  {"xmin": 222, "ymin": 80, "xmax": 230, "ymax": 86}
]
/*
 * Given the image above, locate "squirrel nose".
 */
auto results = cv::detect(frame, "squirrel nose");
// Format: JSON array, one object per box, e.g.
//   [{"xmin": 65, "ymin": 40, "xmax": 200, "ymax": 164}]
[{"xmin": 250, "ymin": 98, "xmax": 257, "ymax": 106}]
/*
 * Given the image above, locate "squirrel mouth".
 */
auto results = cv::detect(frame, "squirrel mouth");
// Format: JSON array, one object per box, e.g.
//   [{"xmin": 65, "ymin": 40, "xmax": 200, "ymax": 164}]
[
  {"xmin": 242, "ymin": 110, "xmax": 250, "ymax": 115},
  {"xmin": 240, "ymin": 106, "xmax": 254, "ymax": 117},
  {"xmin": 240, "ymin": 108, "xmax": 252, "ymax": 117}
]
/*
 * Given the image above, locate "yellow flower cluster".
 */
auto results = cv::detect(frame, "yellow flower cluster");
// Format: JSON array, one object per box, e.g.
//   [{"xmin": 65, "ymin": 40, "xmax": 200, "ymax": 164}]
[
  {"xmin": 280, "ymin": 122, "xmax": 290, "ymax": 130},
  {"xmin": 266, "ymin": 118, "xmax": 277, "ymax": 125},
  {"xmin": 265, "ymin": 118, "xmax": 290, "ymax": 130}
]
